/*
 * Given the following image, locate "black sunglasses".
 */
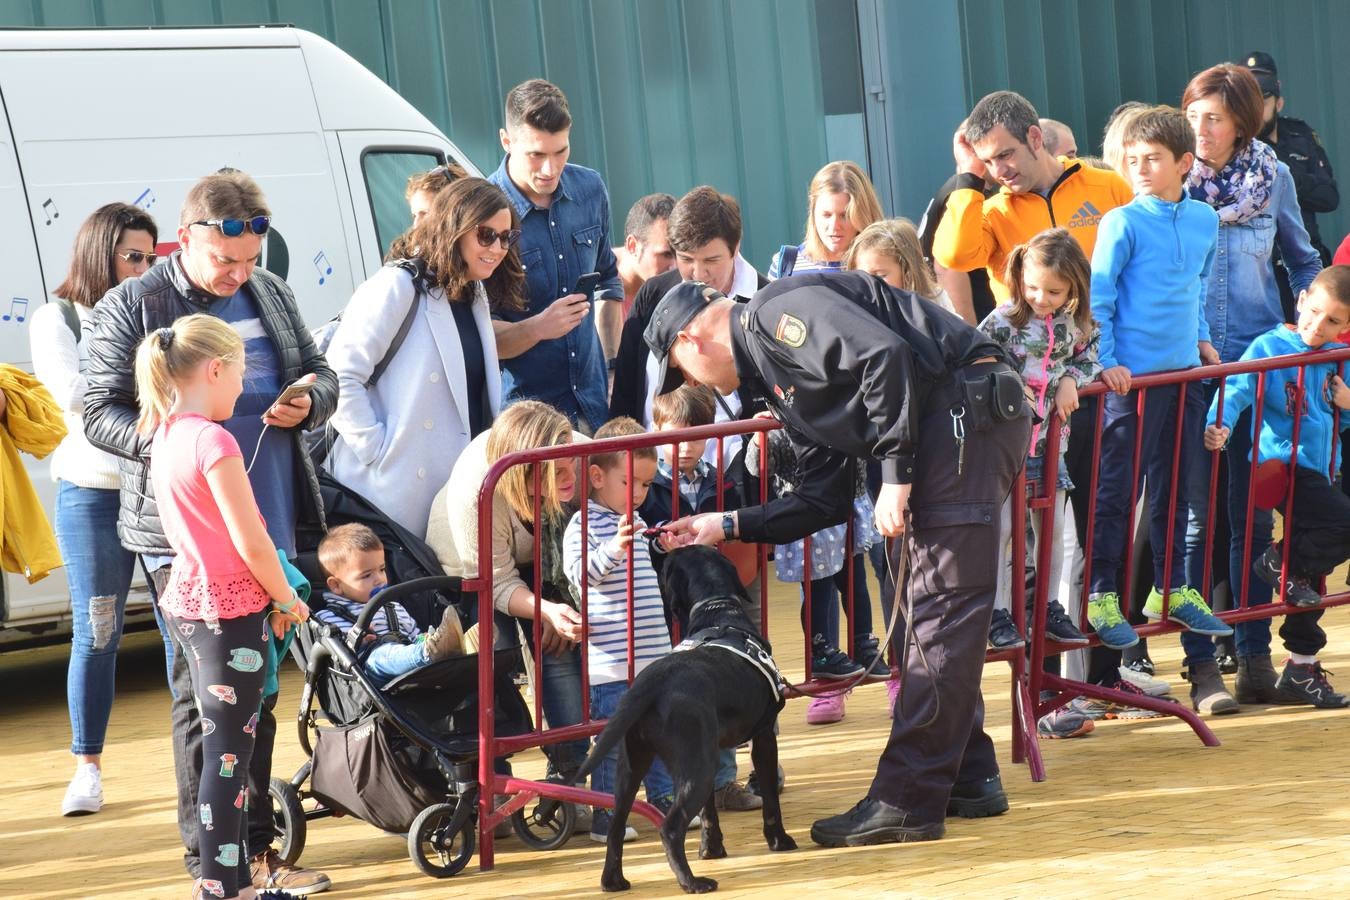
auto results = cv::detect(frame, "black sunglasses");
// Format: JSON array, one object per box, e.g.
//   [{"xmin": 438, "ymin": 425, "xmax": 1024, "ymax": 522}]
[
  {"xmin": 475, "ymin": 225, "xmax": 522, "ymax": 249},
  {"xmin": 116, "ymin": 250, "xmax": 158, "ymax": 266},
  {"xmin": 191, "ymin": 216, "xmax": 271, "ymax": 237}
]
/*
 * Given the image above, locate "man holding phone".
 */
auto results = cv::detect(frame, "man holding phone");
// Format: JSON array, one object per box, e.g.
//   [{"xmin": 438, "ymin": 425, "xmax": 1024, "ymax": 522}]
[
  {"xmin": 84, "ymin": 170, "xmax": 337, "ymax": 895},
  {"xmin": 488, "ymin": 78, "xmax": 623, "ymax": 431}
]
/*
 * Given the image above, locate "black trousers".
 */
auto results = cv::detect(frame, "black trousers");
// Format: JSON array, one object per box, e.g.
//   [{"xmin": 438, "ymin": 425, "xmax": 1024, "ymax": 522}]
[
  {"xmin": 868, "ymin": 376, "xmax": 1030, "ymax": 823},
  {"xmin": 149, "ymin": 565, "xmax": 277, "ymax": 879}
]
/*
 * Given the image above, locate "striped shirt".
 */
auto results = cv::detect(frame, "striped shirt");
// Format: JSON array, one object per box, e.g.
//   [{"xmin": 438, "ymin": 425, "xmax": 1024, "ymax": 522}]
[
  {"xmin": 314, "ymin": 591, "xmax": 421, "ymax": 642},
  {"xmin": 563, "ymin": 505, "xmax": 671, "ymax": 685}
]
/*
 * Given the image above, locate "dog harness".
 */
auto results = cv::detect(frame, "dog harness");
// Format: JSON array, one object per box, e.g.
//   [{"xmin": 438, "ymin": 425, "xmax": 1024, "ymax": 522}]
[{"xmin": 673, "ymin": 596, "xmax": 788, "ymax": 709}]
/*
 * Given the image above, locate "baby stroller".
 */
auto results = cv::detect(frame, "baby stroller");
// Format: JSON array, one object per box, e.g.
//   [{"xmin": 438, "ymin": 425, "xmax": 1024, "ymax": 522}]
[{"xmin": 269, "ymin": 476, "xmax": 576, "ymax": 877}]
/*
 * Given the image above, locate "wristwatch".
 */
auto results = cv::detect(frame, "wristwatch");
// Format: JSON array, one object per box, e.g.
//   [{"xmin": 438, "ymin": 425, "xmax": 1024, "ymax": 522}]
[{"xmin": 721, "ymin": 512, "xmax": 736, "ymax": 542}]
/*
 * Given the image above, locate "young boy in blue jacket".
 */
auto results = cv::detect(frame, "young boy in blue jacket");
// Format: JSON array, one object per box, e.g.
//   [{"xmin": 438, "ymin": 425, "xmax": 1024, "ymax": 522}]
[
  {"xmin": 1087, "ymin": 106, "xmax": 1234, "ymax": 661},
  {"xmin": 1204, "ymin": 266, "xmax": 1350, "ymax": 708}
]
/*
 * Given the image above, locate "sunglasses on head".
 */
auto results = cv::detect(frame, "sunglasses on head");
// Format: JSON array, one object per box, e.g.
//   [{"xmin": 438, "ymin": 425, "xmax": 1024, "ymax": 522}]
[
  {"xmin": 475, "ymin": 224, "xmax": 522, "ymax": 249},
  {"xmin": 116, "ymin": 250, "xmax": 158, "ymax": 266},
  {"xmin": 190, "ymin": 216, "xmax": 271, "ymax": 237}
]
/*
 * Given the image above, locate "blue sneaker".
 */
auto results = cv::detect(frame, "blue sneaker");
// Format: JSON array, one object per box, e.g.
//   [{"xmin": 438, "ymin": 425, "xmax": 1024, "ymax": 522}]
[
  {"xmin": 1086, "ymin": 592, "xmax": 1138, "ymax": 649},
  {"xmin": 589, "ymin": 809, "xmax": 638, "ymax": 844},
  {"xmin": 1142, "ymin": 586, "xmax": 1233, "ymax": 636}
]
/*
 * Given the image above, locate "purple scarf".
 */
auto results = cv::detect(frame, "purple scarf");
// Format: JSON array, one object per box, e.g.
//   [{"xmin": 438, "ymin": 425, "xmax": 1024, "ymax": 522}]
[{"xmin": 1186, "ymin": 138, "xmax": 1277, "ymax": 225}]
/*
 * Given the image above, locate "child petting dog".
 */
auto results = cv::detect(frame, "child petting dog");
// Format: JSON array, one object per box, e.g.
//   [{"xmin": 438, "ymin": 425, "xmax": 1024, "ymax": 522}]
[{"xmin": 562, "ymin": 417, "xmax": 690, "ymax": 842}]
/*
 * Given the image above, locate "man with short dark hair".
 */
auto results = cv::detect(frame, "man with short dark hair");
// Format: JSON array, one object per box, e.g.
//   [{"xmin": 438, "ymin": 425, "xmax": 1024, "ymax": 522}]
[
  {"xmin": 84, "ymin": 170, "xmax": 336, "ymax": 895},
  {"xmin": 488, "ymin": 78, "xmax": 623, "ymax": 431},
  {"xmin": 934, "ymin": 90, "xmax": 1132, "ymax": 302},
  {"xmin": 614, "ymin": 192, "xmax": 676, "ymax": 317}
]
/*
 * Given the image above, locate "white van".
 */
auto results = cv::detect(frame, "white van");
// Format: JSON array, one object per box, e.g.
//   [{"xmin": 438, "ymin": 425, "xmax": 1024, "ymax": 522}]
[{"xmin": 0, "ymin": 25, "xmax": 477, "ymax": 648}]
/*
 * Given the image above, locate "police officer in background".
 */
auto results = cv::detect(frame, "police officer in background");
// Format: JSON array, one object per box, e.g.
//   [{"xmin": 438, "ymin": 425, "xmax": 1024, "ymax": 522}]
[
  {"xmin": 1243, "ymin": 51, "xmax": 1339, "ymax": 318},
  {"xmin": 650, "ymin": 274, "xmax": 1031, "ymax": 845}
]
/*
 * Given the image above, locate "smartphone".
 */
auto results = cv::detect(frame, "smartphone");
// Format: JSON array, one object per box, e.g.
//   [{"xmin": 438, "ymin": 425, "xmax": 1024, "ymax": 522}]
[
  {"xmin": 572, "ymin": 271, "xmax": 601, "ymax": 300},
  {"xmin": 272, "ymin": 379, "xmax": 316, "ymax": 407}
]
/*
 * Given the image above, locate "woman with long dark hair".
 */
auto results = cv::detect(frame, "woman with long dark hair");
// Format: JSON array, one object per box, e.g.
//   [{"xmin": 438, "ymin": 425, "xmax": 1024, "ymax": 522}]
[
  {"xmin": 30, "ymin": 201, "xmax": 157, "ymax": 816},
  {"xmin": 325, "ymin": 176, "xmax": 524, "ymax": 538}
]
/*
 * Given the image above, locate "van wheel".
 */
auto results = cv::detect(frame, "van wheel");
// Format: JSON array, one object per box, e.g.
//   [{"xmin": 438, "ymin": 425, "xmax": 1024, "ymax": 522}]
[
  {"xmin": 511, "ymin": 795, "xmax": 576, "ymax": 851},
  {"xmin": 409, "ymin": 802, "xmax": 475, "ymax": 878},
  {"xmin": 268, "ymin": 777, "xmax": 306, "ymax": 865}
]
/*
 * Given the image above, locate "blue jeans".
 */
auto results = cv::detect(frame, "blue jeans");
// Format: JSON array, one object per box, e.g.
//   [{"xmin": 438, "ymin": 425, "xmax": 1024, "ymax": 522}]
[
  {"xmin": 364, "ymin": 638, "xmax": 430, "ymax": 686},
  {"xmin": 589, "ymin": 680, "xmax": 673, "ymax": 806},
  {"xmin": 55, "ymin": 482, "xmax": 136, "ymax": 756},
  {"xmin": 1089, "ymin": 384, "xmax": 1202, "ymax": 596},
  {"xmin": 1185, "ymin": 402, "xmax": 1275, "ymax": 663}
]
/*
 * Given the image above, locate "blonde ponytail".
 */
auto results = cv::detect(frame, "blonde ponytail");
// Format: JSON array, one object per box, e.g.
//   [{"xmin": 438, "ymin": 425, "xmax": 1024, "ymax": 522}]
[{"xmin": 134, "ymin": 314, "xmax": 244, "ymax": 434}]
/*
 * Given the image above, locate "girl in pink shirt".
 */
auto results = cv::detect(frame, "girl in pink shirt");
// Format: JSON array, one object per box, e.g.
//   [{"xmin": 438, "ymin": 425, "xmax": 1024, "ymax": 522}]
[{"xmin": 134, "ymin": 314, "xmax": 309, "ymax": 900}]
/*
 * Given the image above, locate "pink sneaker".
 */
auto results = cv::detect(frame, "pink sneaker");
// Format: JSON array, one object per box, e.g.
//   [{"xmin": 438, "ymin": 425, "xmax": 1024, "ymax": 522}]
[
  {"xmin": 886, "ymin": 677, "xmax": 901, "ymax": 718},
  {"xmin": 806, "ymin": 690, "xmax": 847, "ymax": 725}
]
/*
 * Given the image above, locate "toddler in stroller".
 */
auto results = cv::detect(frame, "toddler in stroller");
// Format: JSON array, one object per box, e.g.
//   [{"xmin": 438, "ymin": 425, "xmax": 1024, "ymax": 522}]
[{"xmin": 268, "ymin": 473, "xmax": 576, "ymax": 878}]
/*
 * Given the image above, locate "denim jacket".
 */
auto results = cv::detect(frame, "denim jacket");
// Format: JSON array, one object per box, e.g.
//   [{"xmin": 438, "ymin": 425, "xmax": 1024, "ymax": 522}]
[
  {"xmin": 1205, "ymin": 161, "xmax": 1322, "ymax": 363},
  {"xmin": 488, "ymin": 158, "xmax": 622, "ymax": 428}
]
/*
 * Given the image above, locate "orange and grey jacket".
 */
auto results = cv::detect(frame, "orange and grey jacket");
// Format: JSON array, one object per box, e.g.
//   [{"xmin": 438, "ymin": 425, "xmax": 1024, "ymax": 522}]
[{"xmin": 933, "ymin": 158, "xmax": 1133, "ymax": 303}]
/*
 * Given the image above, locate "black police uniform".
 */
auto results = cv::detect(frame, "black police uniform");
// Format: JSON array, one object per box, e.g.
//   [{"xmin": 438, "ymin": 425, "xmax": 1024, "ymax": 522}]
[
  {"xmin": 728, "ymin": 272, "xmax": 1031, "ymax": 823},
  {"xmin": 1270, "ymin": 115, "xmax": 1340, "ymax": 318}
]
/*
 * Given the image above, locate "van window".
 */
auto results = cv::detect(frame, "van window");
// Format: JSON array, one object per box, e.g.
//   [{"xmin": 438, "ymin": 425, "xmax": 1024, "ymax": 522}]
[{"xmin": 362, "ymin": 150, "xmax": 445, "ymax": 257}]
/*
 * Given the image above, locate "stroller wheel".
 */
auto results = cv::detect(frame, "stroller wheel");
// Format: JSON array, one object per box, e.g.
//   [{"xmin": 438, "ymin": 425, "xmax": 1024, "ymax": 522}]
[
  {"xmin": 511, "ymin": 794, "xmax": 577, "ymax": 851},
  {"xmin": 268, "ymin": 777, "xmax": 307, "ymax": 865},
  {"xmin": 409, "ymin": 802, "xmax": 475, "ymax": 878}
]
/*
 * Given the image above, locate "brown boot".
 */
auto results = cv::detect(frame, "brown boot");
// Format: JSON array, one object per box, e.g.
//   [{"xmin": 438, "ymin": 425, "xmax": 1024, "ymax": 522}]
[
  {"xmin": 1235, "ymin": 653, "xmax": 1280, "ymax": 704},
  {"xmin": 423, "ymin": 605, "xmax": 464, "ymax": 661},
  {"xmin": 1187, "ymin": 659, "xmax": 1240, "ymax": 715}
]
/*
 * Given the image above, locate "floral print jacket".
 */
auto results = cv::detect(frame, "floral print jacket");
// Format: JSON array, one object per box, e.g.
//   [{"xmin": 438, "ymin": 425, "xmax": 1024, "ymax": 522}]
[{"xmin": 979, "ymin": 306, "xmax": 1102, "ymax": 459}]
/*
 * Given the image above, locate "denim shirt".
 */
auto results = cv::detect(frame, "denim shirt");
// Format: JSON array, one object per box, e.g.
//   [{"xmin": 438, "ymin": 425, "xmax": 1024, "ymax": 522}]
[
  {"xmin": 488, "ymin": 157, "xmax": 622, "ymax": 428},
  {"xmin": 1205, "ymin": 161, "xmax": 1322, "ymax": 362}
]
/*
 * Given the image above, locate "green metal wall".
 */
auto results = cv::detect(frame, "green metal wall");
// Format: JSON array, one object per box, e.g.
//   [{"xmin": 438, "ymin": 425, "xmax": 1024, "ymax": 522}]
[{"xmin": 3, "ymin": 1, "xmax": 1348, "ymax": 265}]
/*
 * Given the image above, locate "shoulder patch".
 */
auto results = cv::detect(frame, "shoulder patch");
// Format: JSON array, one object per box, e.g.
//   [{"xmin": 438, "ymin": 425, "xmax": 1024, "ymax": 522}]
[{"xmin": 774, "ymin": 313, "xmax": 807, "ymax": 348}]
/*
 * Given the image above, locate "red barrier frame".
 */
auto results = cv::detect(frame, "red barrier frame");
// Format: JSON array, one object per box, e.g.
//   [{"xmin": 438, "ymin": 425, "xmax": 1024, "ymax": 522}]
[{"xmin": 1025, "ymin": 347, "xmax": 1350, "ymax": 778}]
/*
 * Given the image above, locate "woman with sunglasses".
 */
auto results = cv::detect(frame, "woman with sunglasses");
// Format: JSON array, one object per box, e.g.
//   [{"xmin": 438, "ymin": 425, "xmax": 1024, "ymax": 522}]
[
  {"xmin": 325, "ymin": 176, "xmax": 524, "ymax": 538},
  {"xmin": 29, "ymin": 201, "xmax": 157, "ymax": 817}
]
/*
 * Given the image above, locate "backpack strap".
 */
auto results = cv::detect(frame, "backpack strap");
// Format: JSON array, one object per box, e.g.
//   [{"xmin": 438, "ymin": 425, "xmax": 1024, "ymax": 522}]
[
  {"xmin": 52, "ymin": 296, "xmax": 81, "ymax": 343},
  {"xmin": 776, "ymin": 244, "xmax": 799, "ymax": 278},
  {"xmin": 367, "ymin": 259, "xmax": 426, "ymax": 389}
]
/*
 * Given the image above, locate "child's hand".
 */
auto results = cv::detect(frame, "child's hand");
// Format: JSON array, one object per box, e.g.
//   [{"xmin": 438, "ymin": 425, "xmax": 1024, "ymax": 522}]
[
  {"xmin": 1100, "ymin": 365, "xmax": 1132, "ymax": 395},
  {"xmin": 269, "ymin": 596, "xmax": 309, "ymax": 639},
  {"xmin": 1332, "ymin": 375, "xmax": 1350, "ymax": 410},
  {"xmin": 1204, "ymin": 424, "xmax": 1231, "ymax": 451},
  {"xmin": 1199, "ymin": 341, "xmax": 1221, "ymax": 366},
  {"xmin": 1054, "ymin": 378, "xmax": 1080, "ymax": 420},
  {"xmin": 606, "ymin": 514, "xmax": 634, "ymax": 557}
]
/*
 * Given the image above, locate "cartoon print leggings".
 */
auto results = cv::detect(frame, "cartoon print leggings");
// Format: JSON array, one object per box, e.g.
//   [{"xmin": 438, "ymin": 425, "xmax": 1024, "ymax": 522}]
[{"xmin": 165, "ymin": 608, "xmax": 269, "ymax": 898}]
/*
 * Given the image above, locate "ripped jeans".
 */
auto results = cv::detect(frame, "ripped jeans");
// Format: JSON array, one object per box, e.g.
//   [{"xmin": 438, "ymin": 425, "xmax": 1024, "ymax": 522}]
[{"xmin": 54, "ymin": 481, "xmax": 137, "ymax": 756}]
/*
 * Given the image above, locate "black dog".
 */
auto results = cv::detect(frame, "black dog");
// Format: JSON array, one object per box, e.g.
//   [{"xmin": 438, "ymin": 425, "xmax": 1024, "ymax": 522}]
[{"xmin": 572, "ymin": 545, "xmax": 796, "ymax": 893}]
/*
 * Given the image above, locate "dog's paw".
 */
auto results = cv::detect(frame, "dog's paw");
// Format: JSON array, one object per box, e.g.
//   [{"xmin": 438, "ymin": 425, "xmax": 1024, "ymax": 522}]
[
  {"xmin": 681, "ymin": 876, "xmax": 718, "ymax": 894},
  {"xmin": 767, "ymin": 831, "xmax": 797, "ymax": 852},
  {"xmin": 699, "ymin": 840, "xmax": 727, "ymax": 860},
  {"xmin": 601, "ymin": 873, "xmax": 631, "ymax": 893}
]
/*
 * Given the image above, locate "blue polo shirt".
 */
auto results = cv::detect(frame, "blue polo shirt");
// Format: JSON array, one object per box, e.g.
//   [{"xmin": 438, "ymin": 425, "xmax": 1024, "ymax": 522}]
[{"xmin": 488, "ymin": 157, "xmax": 622, "ymax": 429}]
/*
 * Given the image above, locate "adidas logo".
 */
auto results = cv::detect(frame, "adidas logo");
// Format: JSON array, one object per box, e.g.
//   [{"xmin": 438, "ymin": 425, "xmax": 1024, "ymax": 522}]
[{"xmin": 1067, "ymin": 201, "xmax": 1103, "ymax": 228}]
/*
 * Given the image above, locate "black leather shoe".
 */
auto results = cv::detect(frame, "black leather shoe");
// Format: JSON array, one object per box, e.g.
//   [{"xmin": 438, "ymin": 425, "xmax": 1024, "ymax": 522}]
[
  {"xmin": 809, "ymin": 797, "xmax": 944, "ymax": 847},
  {"xmin": 946, "ymin": 775, "xmax": 1009, "ymax": 818}
]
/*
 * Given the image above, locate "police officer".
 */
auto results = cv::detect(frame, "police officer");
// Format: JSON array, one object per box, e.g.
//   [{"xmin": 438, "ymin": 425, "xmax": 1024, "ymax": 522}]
[
  {"xmin": 649, "ymin": 274, "xmax": 1031, "ymax": 845},
  {"xmin": 1243, "ymin": 51, "xmax": 1340, "ymax": 317}
]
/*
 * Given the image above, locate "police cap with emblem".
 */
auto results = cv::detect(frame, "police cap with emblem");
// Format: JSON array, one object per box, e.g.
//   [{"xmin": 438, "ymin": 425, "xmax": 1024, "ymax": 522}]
[
  {"xmin": 644, "ymin": 280, "xmax": 720, "ymax": 396},
  {"xmin": 1242, "ymin": 50, "xmax": 1280, "ymax": 97}
]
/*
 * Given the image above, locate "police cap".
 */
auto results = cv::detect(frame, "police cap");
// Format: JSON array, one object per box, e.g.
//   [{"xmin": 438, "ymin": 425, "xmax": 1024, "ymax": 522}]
[{"xmin": 644, "ymin": 280, "xmax": 719, "ymax": 395}]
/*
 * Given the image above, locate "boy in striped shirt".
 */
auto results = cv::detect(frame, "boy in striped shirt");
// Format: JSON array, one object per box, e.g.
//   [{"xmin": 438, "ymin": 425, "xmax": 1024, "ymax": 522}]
[{"xmin": 563, "ymin": 417, "xmax": 687, "ymax": 841}]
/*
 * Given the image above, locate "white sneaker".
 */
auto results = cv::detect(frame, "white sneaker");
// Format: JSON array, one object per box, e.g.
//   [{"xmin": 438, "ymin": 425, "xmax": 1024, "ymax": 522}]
[
  {"xmin": 1118, "ymin": 664, "xmax": 1171, "ymax": 697},
  {"xmin": 61, "ymin": 763, "xmax": 103, "ymax": 816},
  {"xmin": 589, "ymin": 824, "xmax": 638, "ymax": 843}
]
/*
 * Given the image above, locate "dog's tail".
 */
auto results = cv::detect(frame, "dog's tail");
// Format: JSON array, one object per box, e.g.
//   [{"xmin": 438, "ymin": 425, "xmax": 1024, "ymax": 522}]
[{"xmin": 571, "ymin": 685, "xmax": 657, "ymax": 784}]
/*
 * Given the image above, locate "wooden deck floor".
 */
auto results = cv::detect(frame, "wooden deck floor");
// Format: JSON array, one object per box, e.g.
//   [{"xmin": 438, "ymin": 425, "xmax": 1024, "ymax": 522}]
[{"xmin": 4, "ymin": 581, "xmax": 1350, "ymax": 899}]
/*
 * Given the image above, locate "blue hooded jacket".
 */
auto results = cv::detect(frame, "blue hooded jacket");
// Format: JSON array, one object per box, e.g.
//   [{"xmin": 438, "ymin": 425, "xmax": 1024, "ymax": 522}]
[{"xmin": 1209, "ymin": 324, "xmax": 1347, "ymax": 475}]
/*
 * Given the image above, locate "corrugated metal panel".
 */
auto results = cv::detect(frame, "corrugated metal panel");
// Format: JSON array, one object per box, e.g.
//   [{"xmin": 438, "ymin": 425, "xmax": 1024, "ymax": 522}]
[
  {"xmin": 3, "ymin": 1, "xmax": 1348, "ymax": 261},
  {"xmin": 0, "ymin": 0, "xmax": 837, "ymax": 269},
  {"xmin": 945, "ymin": 0, "xmax": 1350, "ymax": 244}
]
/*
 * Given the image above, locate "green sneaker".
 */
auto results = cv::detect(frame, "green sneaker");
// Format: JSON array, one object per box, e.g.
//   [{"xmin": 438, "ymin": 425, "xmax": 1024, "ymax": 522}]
[
  {"xmin": 1086, "ymin": 592, "xmax": 1138, "ymax": 649},
  {"xmin": 1143, "ymin": 586, "xmax": 1232, "ymax": 636}
]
